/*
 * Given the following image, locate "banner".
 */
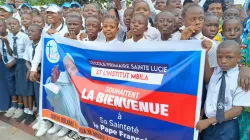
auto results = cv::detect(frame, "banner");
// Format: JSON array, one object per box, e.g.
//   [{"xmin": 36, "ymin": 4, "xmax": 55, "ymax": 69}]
[{"xmin": 41, "ymin": 34, "xmax": 205, "ymax": 140}]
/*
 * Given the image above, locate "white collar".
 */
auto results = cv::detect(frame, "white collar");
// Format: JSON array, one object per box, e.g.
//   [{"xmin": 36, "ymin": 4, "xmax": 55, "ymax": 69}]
[
  {"xmin": 106, "ymin": 38, "xmax": 118, "ymax": 43},
  {"xmin": 214, "ymin": 65, "xmax": 239, "ymax": 77},
  {"xmin": 49, "ymin": 23, "xmax": 64, "ymax": 32}
]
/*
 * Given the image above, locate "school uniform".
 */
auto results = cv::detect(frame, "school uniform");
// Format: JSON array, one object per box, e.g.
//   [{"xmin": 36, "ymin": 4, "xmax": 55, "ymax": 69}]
[
  {"xmin": 124, "ymin": 36, "xmax": 148, "ymax": 43},
  {"xmin": 0, "ymin": 33, "xmax": 16, "ymax": 97},
  {"xmin": 171, "ymin": 31, "xmax": 218, "ymax": 68},
  {"xmin": 144, "ymin": 24, "xmax": 161, "ymax": 41},
  {"xmin": 13, "ymin": 12, "xmax": 21, "ymax": 23},
  {"xmin": 202, "ymin": 65, "xmax": 250, "ymax": 140},
  {"xmin": 105, "ymin": 38, "xmax": 122, "ymax": 44},
  {"xmin": 23, "ymin": 42, "xmax": 40, "ymax": 99},
  {"xmin": 9, "ymin": 31, "xmax": 31, "ymax": 96}
]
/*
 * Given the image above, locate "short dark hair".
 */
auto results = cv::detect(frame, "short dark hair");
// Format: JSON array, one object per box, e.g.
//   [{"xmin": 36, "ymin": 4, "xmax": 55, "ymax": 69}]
[
  {"xmin": 222, "ymin": 17, "xmax": 242, "ymax": 30},
  {"xmin": 131, "ymin": 13, "xmax": 148, "ymax": 27},
  {"xmin": 103, "ymin": 15, "xmax": 119, "ymax": 26},
  {"xmin": 28, "ymin": 24, "xmax": 43, "ymax": 33},
  {"xmin": 182, "ymin": 3, "xmax": 203, "ymax": 18}
]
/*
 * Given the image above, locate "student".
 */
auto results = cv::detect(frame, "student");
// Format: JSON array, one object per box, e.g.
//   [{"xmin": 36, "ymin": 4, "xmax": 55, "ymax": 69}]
[
  {"xmin": 0, "ymin": 19, "xmax": 13, "ymax": 113},
  {"xmin": 32, "ymin": 15, "xmax": 45, "ymax": 28},
  {"xmin": 13, "ymin": 0, "xmax": 27, "ymax": 22},
  {"xmin": 222, "ymin": 8, "xmax": 240, "ymax": 20},
  {"xmin": 172, "ymin": 4, "xmax": 217, "ymax": 68},
  {"xmin": 197, "ymin": 40, "xmax": 250, "ymax": 140},
  {"xmin": 166, "ymin": 0, "xmax": 182, "ymax": 10},
  {"xmin": 221, "ymin": 18, "xmax": 242, "ymax": 43},
  {"xmin": 133, "ymin": 1, "xmax": 161, "ymax": 41},
  {"xmin": 64, "ymin": 15, "xmax": 82, "ymax": 40},
  {"xmin": 61, "ymin": 2, "xmax": 70, "ymax": 18},
  {"xmin": 154, "ymin": 0, "xmax": 166, "ymax": 11},
  {"xmin": 70, "ymin": 1, "xmax": 81, "ymax": 13},
  {"xmin": 202, "ymin": 13, "xmax": 219, "ymax": 41},
  {"xmin": 125, "ymin": 14, "xmax": 148, "ymax": 43},
  {"xmin": 20, "ymin": 24, "xmax": 42, "ymax": 125},
  {"xmin": 21, "ymin": 13, "xmax": 32, "ymax": 34},
  {"xmin": 170, "ymin": 8, "xmax": 183, "ymax": 34},
  {"xmin": 0, "ymin": 5, "xmax": 13, "ymax": 20},
  {"xmin": 103, "ymin": 15, "xmax": 121, "ymax": 43},
  {"xmin": 81, "ymin": 16, "xmax": 102, "ymax": 41},
  {"xmin": 5, "ymin": 18, "xmax": 31, "ymax": 119},
  {"xmin": 225, "ymin": 0, "xmax": 234, "ymax": 8},
  {"xmin": 119, "ymin": 7, "xmax": 133, "ymax": 42},
  {"xmin": 19, "ymin": 3, "xmax": 32, "ymax": 15},
  {"xmin": 155, "ymin": 11, "xmax": 176, "ymax": 41}
]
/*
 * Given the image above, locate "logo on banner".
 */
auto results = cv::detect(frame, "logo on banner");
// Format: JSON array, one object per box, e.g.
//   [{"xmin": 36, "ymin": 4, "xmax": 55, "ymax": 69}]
[{"xmin": 46, "ymin": 40, "xmax": 60, "ymax": 63}]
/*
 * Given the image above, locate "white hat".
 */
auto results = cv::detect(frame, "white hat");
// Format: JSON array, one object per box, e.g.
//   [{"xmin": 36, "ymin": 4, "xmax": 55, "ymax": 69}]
[{"xmin": 46, "ymin": 4, "xmax": 61, "ymax": 13}]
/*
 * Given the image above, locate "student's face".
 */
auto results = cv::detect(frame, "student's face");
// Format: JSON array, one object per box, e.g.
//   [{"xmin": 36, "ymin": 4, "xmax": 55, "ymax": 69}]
[
  {"xmin": 223, "ymin": 10, "xmax": 239, "ymax": 20},
  {"xmin": 21, "ymin": 7, "xmax": 32, "ymax": 15},
  {"xmin": 207, "ymin": 3, "xmax": 223, "ymax": 18},
  {"xmin": 67, "ymin": 18, "xmax": 82, "ymax": 35},
  {"xmin": 222, "ymin": 20, "xmax": 242, "ymax": 41},
  {"xmin": 155, "ymin": 0, "xmax": 166, "ymax": 11},
  {"xmin": 166, "ymin": 0, "xmax": 182, "ymax": 10},
  {"xmin": 171, "ymin": 8, "xmax": 183, "ymax": 30},
  {"xmin": 83, "ymin": 5, "xmax": 99, "ymax": 18},
  {"xmin": 0, "ymin": 22, "xmax": 7, "ymax": 33},
  {"xmin": 134, "ymin": 2, "xmax": 150, "ymax": 18},
  {"xmin": 21, "ymin": 14, "xmax": 32, "ymax": 28},
  {"xmin": 7, "ymin": 19, "xmax": 20, "ymax": 34},
  {"xmin": 157, "ymin": 14, "xmax": 175, "ymax": 34},
  {"xmin": 103, "ymin": 18, "xmax": 119, "ymax": 41},
  {"xmin": 28, "ymin": 26, "xmax": 41, "ymax": 41},
  {"xmin": 46, "ymin": 11, "xmax": 61, "ymax": 25},
  {"xmin": 184, "ymin": 7, "xmax": 204, "ymax": 35},
  {"xmin": 64, "ymin": 57, "xmax": 78, "ymax": 76},
  {"xmin": 202, "ymin": 16, "xmax": 219, "ymax": 39},
  {"xmin": 217, "ymin": 47, "xmax": 240, "ymax": 71},
  {"xmin": 130, "ymin": 16, "xmax": 147, "ymax": 36},
  {"xmin": 123, "ymin": 9, "xmax": 133, "ymax": 28},
  {"xmin": 32, "ymin": 17, "xmax": 45, "ymax": 27},
  {"xmin": 70, "ymin": 7, "xmax": 81, "ymax": 13},
  {"xmin": 107, "ymin": 9, "xmax": 118, "ymax": 19},
  {"xmin": 0, "ymin": 9, "xmax": 11, "ymax": 20},
  {"xmin": 86, "ymin": 18, "xmax": 100, "ymax": 38},
  {"xmin": 62, "ymin": 7, "xmax": 69, "ymax": 18}
]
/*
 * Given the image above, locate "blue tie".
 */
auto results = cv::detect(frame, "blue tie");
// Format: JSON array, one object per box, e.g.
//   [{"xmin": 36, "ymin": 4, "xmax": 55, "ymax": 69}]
[
  {"xmin": 13, "ymin": 36, "xmax": 18, "ymax": 57},
  {"xmin": 1, "ymin": 39, "xmax": 8, "ymax": 63},
  {"xmin": 216, "ymin": 71, "xmax": 227, "ymax": 123}
]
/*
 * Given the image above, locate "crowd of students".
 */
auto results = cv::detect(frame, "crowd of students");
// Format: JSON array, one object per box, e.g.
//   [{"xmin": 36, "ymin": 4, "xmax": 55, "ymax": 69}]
[{"xmin": 0, "ymin": 0, "xmax": 250, "ymax": 140}]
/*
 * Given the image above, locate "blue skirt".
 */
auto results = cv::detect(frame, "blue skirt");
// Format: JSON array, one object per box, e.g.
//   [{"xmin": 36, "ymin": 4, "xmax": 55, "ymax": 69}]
[{"xmin": 0, "ymin": 60, "xmax": 10, "ymax": 110}]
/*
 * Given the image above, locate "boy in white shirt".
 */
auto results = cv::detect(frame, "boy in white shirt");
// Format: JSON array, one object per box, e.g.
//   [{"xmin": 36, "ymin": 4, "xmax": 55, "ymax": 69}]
[
  {"xmin": 0, "ymin": 19, "xmax": 17, "ymax": 118},
  {"xmin": 5, "ymin": 17, "xmax": 31, "ymax": 120},
  {"xmin": 196, "ymin": 40, "xmax": 250, "ymax": 140}
]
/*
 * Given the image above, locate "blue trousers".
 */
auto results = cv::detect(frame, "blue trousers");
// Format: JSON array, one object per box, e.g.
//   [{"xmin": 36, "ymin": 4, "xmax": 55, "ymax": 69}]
[{"xmin": 201, "ymin": 119, "xmax": 239, "ymax": 140}]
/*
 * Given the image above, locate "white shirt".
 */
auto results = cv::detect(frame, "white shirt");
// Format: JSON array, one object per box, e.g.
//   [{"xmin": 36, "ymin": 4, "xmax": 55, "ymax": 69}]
[
  {"xmin": 23, "ymin": 42, "xmax": 36, "ymax": 62},
  {"xmin": 205, "ymin": 66, "xmax": 250, "ymax": 119},
  {"xmin": 9, "ymin": 31, "xmax": 31, "ymax": 59},
  {"xmin": 105, "ymin": 38, "xmax": 122, "ymax": 44},
  {"xmin": 124, "ymin": 37, "xmax": 148, "ymax": 43},
  {"xmin": 171, "ymin": 31, "xmax": 218, "ymax": 68},
  {"xmin": 0, "ymin": 33, "xmax": 15, "ymax": 64},
  {"xmin": 145, "ymin": 25, "xmax": 161, "ymax": 41},
  {"xmin": 31, "ymin": 23, "xmax": 68, "ymax": 72}
]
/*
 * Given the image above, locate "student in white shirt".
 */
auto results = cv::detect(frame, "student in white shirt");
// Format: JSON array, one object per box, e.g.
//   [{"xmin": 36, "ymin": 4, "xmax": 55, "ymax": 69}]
[
  {"xmin": 20, "ymin": 13, "xmax": 32, "ymax": 34},
  {"xmin": 64, "ymin": 14, "xmax": 83, "ymax": 40},
  {"xmin": 196, "ymin": 40, "xmax": 250, "ymax": 140},
  {"xmin": 5, "ymin": 17, "xmax": 31, "ymax": 120},
  {"xmin": 0, "ymin": 19, "xmax": 17, "ymax": 117},
  {"xmin": 103, "ymin": 15, "xmax": 122, "ymax": 44},
  {"xmin": 80, "ymin": 16, "xmax": 102, "ymax": 41},
  {"xmin": 125, "ymin": 14, "xmax": 149, "ymax": 43},
  {"xmin": 133, "ymin": 1, "xmax": 161, "ymax": 41},
  {"xmin": 171, "ymin": 4, "xmax": 218, "ymax": 68},
  {"xmin": 154, "ymin": 11, "xmax": 176, "ymax": 41},
  {"xmin": 22, "ymin": 24, "xmax": 42, "ymax": 125}
]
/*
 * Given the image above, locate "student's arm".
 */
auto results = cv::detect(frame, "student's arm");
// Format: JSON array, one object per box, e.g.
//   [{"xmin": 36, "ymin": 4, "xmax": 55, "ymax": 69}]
[
  {"xmin": 196, "ymin": 106, "xmax": 243, "ymax": 133},
  {"xmin": 114, "ymin": 0, "xmax": 125, "ymax": 27},
  {"xmin": 6, "ymin": 59, "xmax": 16, "ymax": 69},
  {"xmin": 3, "ymin": 37, "xmax": 13, "ymax": 56},
  {"xmin": 202, "ymin": 39, "xmax": 214, "ymax": 83},
  {"xmin": 30, "ymin": 41, "xmax": 42, "ymax": 82},
  {"xmin": 238, "ymin": 65, "xmax": 250, "ymax": 91},
  {"xmin": 26, "ymin": 61, "xmax": 31, "ymax": 80},
  {"xmin": 143, "ymin": 0, "xmax": 160, "ymax": 17}
]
